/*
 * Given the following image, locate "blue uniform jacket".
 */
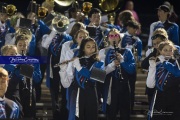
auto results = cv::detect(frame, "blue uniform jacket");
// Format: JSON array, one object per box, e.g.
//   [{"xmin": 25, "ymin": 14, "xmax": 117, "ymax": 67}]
[
  {"xmin": 102, "ymin": 48, "xmax": 135, "ymax": 112},
  {"xmin": 154, "ymin": 20, "xmax": 179, "ymax": 45},
  {"xmin": 155, "ymin": 59, "xmax": 180, "ymax": 91},
  {"xmin": 75, "ymin": 61, "xmax": 104, "ymax": 89},
  {"xmin": 28, "ymin": 34, "xmax": 36, "ymax": 56},
  {"xmin": 46, "ymin": 33, "xmax": 72, "ymax": 88},
  {"xmin": 121, "ymin": 34, "xmax": 142, "ymax": 59},
  {"xmin": 1, "ymin": 97, "xmax": 20, "ymax": 119},
  {"xmin": 3, "ymin": 63, "xmax": 41, "ymax": 83}
]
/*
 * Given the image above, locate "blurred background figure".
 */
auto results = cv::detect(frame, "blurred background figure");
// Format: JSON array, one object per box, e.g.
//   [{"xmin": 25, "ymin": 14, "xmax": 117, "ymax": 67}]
[
  {"xmin": 125, "ymin": 0, "xmax": 139, "ymax": 22},
  {"xmin": 163, "ymin": 1, "xmax": 178, "ymax": 23},
  {"xmin": 118, "ymin": 10, "xmax": 135, "ymax": 33},
  {"xmin": 41, "ymin": 0, "xmax": 54, "ymax": 14}
]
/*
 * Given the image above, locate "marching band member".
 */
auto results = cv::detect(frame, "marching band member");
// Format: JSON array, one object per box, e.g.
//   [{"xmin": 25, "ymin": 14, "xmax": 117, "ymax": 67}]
[
  {"xmin": 99, "ymin": 28, "xmax": 135, "ymax": 120},
  {"xmin": 87, "ymin": 8, "xmax": 109, "ymax": 49},
  {"xmin": 61, "ymin": 37, "xmax": 104, "ymax": 120},
  {"xmin": 59, "ymin": 28, "xmax": 89, "ymax": 120},
  {"xmin": 120, "ymin": 19, "xmax": 142, "ymax": 113},
  {"xmin": 118, "ymin": 10, "xmax": 135, "ymax": 33},
  {"xmin": 1, "ymin": 45, "xmax": 23, "ymax": 118},
  {"xmin": 0, "ymin": 3, "xmax": 11, "ymax": 52},
  {"xmin": 147, "ymin": 4, "xmax": 179, "ymax": 47},
  {"xmin": 34, "ymin": 0, "xmax": 54, "ymax": 102},
  {"xmin": 147, "ymin": 40, "xmax": 180, "ymax": 120},
  {"xmin": 121, "ymin": 19, "xmax": 142, "ymax": 61},
  {"xmin": 87, "ymin": 8, "xmax": 109, "ymax": 111},
  {"xmin": 60, "ymin": 22, "xmax": 86, "ymax": 64},
  {"xmin": 141, "ymin": 28, "xmax": 180, "ymax": 107},
  {"xmin": 9, "ymin": 34, "xmax": 41, "ymax": 118},
  {"xmin": 0, "ymin": 67, "xmax": 19, "ymax": 119},
  {"xmin": 42, "ymin": 15, "xmax": 72, "ymax": 119},
  {"xmin": 15, "ymin": 34, "xmax": 41, "ymax": 118},
  {"xmin": 59, "ymin": 29, "xmax": 89, "ymax": 120},
  {"xmin": 142, "ymin": 28, "xmax": 169, "ymax": 70}
]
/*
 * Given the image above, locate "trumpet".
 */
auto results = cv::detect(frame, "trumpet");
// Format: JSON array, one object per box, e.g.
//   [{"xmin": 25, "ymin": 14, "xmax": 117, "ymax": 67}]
[
  {"xmin": 54, "ymin": 52, "xmax": 98, "ymax": 68},
  {"xmin": 99, "ymin": 0, "xmax": 120, "ymax": 12},
  {"xmin": 113, "ymin": 41, "xmax": 123, "ymax": 80},
  {"xmin": 3, "ymin": 4, "xmax": 17, "ymax": 16},
  {"xmin": 38, "ymin": 6, "xmax": 48, "ymax": 18},
  {"xmin": 82, "ymin": 2, "xmax": 92, "ymax": 14}
]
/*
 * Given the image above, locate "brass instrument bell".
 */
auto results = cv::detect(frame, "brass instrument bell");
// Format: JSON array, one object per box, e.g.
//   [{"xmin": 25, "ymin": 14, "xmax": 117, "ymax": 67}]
[
  {"xmin": 82, "ymin": 2, "xmax": 92, "ymax": 13},
  {"xmin": 54, "ymin": 0, "xmax": 75, "ymax": 6},
  {"xmin": 99, "ymin": 0, "xmax": 120, "ymax": 12},
  {"xmin": 108, "ymin": 12, "xmax": 116, "ymax": 24},
  {"xmin": 5, "ymin": 4, "xmax": 17, "ymax": 16},
  {"xmin": 52, "ymin": 14, "xmax": 69, "ymax": 33},
  {"xmin": 38, "ymin": 6, "xmax": 48, "ymax": 18}
]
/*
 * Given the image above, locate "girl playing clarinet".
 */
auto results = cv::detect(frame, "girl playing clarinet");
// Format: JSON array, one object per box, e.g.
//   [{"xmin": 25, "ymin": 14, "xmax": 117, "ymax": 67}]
[{"xmin": 99, "ymin": 28, "xmax": 136, "ymax": 120}]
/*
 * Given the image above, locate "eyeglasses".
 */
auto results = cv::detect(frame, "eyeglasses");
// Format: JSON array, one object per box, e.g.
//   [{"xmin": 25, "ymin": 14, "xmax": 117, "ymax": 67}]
[
  {"xmin": 108, "ymin": 34, "xmax": 120, "ymax": 38},
  {"xmin": 151, "ymin": 34, "xmax": 166, "ymax": 40}
]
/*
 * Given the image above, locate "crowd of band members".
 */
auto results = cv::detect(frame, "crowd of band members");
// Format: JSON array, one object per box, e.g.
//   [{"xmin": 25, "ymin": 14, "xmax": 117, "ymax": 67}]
[{"xmin": 0, "ymin": 0, "xmax": 180, "ymax": 120}]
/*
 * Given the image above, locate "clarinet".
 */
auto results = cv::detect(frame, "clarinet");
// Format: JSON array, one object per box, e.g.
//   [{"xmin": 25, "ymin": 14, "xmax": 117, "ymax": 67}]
[
  {"xmin": 22, "ymin": 50, "xmax": 32, "ymax": 106},
  {"xmin": 113, "ymin": 41, "xmax": 124, "ymax": 80},
  {"xmin": 21, "ymin": 50, "xmax": 28, "ymax": 90}
]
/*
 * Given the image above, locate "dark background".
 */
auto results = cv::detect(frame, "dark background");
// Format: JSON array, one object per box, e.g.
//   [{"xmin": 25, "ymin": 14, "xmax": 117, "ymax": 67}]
[
  {"xmin": 1, "ymin": 0, "xmax": 179, "ymax": 14},
  {"xmin": 1, "ymin": 0, "xmax": 179, "ymax": 24},
  {"xmin": 1, "ymin": 0, "xmax": 179, "ymax": 47}
]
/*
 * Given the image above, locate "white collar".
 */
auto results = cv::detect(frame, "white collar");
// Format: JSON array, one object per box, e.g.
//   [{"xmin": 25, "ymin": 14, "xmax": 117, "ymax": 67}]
[
  {"xmin": 125, "ymin": 32, "xmax": 132, "ymax": 36},
  {"xmin": 159, "ymin": 20, "xmax": 166, "ymax": 24},
  {"xmin": 69, "ymin": 18, "xmax": 76, "ymax": 22},
  {"xmin": 0, "ymin": 96, "xmax": 5, "ymax": 101},
  {"xmin": 109, "ymin": 45, "xmax": 114, "ymax": 49}
]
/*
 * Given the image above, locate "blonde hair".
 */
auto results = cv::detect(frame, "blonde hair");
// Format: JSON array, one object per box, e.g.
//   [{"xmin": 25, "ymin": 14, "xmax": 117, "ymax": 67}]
[
  {"xmin": 74, "ymin": 29, "xmax": 89, "ymax": 42},
  {"xmin": 15, "ymin": 34, "xmax": 31, "ymax": 45},
  {"xmin": 158, "ymin": 40, "xmax": 176, "ymax": 52},
  {"xmin": 153, "ymin": 28, "xmax": 168, "ymax": 39},
  {"xmin": 1, "ymin": 45, "xmax": 17, "ymax": 56},
  {"xmin": 107, "ymin": 28, "xmax": 121, "ymax": 47},
  {"xmin": 15, "ymin": 28, "xmax": 32, "ymax": 42}
]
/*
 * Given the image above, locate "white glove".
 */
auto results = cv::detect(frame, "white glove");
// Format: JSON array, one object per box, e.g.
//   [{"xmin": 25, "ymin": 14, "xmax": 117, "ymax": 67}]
[
  {"xmin": 60, "ymin": 64, "xmax": 68, "ymax": 72},
  {"xmin": 73, "ymin": 58, "xmax": 82, "ymax": 71},
  {"xmin": 132, "ymin": 36, "xmax": 138, "ymax": 40},
  {"xmin": 158, "ymin": 55, "xmax": 165, "ymax": 63},
  {"xmin": 149, "ymin": 59, "xmax": 156, "ymax": 67},
  {"xmin": 116, "ymin": 53, "xmax": 124, "ymax": 63}
]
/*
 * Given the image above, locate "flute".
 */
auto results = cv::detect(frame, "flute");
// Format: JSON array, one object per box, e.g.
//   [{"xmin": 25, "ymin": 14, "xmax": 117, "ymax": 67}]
[{"xmin": 54, "ymin": 52, "xmax": 98, "ymax": 68}]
